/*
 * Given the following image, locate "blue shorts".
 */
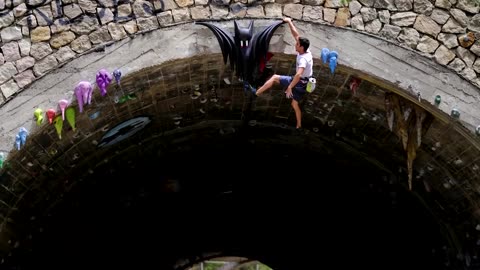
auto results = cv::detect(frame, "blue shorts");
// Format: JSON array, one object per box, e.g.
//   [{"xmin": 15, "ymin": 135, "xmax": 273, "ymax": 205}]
[{"xmin": 279, "ymin": 75, "xmax": 308, "ymax": 101}]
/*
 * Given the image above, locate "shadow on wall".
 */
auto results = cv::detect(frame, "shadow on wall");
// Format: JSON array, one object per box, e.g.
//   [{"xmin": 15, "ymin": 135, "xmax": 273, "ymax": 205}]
[{"xmin": 5, "ymin": 130, "xmax": 448, "ymax": 270}]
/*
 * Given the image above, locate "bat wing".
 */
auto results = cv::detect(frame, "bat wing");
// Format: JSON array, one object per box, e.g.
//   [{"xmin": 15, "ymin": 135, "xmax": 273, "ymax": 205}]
[
  {"xmin": 251, "ymin": 21, "xmax": 284, "ymax": 70},
  {"xmin": 196, "ymin": 21, "xmax": 237, "ymax": 72}
]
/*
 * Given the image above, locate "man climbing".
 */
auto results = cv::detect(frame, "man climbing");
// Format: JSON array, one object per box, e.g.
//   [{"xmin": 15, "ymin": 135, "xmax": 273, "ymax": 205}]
[{"xmin": 249, "ymin": 17, "xmax": 313, "ymax": 131}]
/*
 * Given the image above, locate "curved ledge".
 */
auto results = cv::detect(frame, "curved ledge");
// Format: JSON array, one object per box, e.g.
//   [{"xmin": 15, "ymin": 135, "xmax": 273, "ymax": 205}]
[{"xmin": 0, "ymin": 19, "xmax": 478, "ymax": 154}]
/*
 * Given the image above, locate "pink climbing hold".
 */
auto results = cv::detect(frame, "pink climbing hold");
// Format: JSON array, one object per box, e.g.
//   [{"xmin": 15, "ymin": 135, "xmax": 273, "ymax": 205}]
[{"xmin": 58, "ymin": 99, "xmax": 69, "ymax": 120}]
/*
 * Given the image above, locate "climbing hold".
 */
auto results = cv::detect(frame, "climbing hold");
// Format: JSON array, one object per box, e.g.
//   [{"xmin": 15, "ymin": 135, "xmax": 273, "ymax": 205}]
[
  {"xmin": 458, "ymin": 32, "xmax": 475, "ymax": 48},
  {"xmin": 476, "ymin": 126, "xmax": 480, "ymax": 136},
  {"xmin": 349, "ymin": 77, "xmax": 361, "ymax": 95},
  {"xmin": 96, "ymin": 69, "xmax": 112, "ymax": 97},
  {"xmin": 58, "ymin": 99, "xmax": 69, "ymax": 121},
  {"xmin": 451, "ymin": 108, "xmax": 460, "ymax": 119},
  {"xmin": 328, "ymin": 51, "xmax": 338, "ymax": 74},
  {"xmin": 34, "ymin": 108, "xmax": 44, "ymax": 126},
  {"xmin": 75, "ymin": 81, "xmax": 93, "ymax": 113},
  {"xmin": 19, "ymin": 127, "xmax": 28, "ymax": 146},
  {"xmin": 434, "ymin": 95, "xmax": 441, "ymax": 106},
  {"xmin": 113, "ymin": 69, "xmax": 122, "ymax": 86},
  {"xmin": 46, "ymin": 109, "xmax": 56, "ymax": 124},
  {"xmin": 89, "ymin": 111, "xmax": 100, "ymax": 120},
  {"xmin": 321, "ymin": 48, "xmax": 330, "ymax": 64},
  {"xmin": 66, "ymin": 107, "xmax": 76, "ymax": 131},
  {"xmin": 0, "ymin": 152, "xmax": 4, "ymax": 169},
  {"xmin": 53, "ymin": 116, "xmax": 63, "ymax": 139},
  {"xmin": 15, "ymin": 134, "xmax": 21, "ymax": 150},
  {"xmin": 15, "ymin": 127, "xmax": 28, "ymax": 150},
  {"xmin": 118, "ymin": 93, "xmax": 136, "ymax": 104}
]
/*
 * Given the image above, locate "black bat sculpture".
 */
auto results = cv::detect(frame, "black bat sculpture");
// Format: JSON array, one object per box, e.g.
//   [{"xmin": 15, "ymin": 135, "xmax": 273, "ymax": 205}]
[{"xmin": 196, "ymin": 20, "xmax": 284, "ymax": 87}]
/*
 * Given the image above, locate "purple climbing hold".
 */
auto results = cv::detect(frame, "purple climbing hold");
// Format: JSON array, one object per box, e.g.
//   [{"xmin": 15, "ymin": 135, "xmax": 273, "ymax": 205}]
[
  {"xmin": 96, "ymin": 69, "xmax": 112, "ymax": 97},
  {"xmin": 75, "ymin": 81, "xmax": 93, "ymax": 113}
]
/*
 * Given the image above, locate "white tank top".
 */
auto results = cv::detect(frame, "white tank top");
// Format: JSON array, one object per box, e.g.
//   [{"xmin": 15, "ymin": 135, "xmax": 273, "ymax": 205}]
[{"xmin": 296, "ymin": 49, "xmax": 313, "ymax": 78}]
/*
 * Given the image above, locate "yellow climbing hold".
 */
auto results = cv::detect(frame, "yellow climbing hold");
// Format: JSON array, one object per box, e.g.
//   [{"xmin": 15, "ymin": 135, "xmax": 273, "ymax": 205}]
[{"xmin": 34, "ymin": 108, "xmax": 44, "ymax": 126}]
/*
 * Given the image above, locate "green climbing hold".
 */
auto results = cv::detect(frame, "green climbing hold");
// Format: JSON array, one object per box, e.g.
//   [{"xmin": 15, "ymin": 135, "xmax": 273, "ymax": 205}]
[
  {"xmin": 66, "ymin": 107, "xmax": 76, "ymax": 131},
  {"xmin": 54, "ymin": 115, "xmax": 63, "ymax": 139},
  {"xmin": 118, "ymin": 93, "xmax": 137, "ymax": 104}
]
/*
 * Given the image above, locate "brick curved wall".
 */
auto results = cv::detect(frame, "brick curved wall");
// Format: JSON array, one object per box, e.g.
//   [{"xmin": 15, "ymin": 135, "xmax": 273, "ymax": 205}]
[{"xmin": 0, "ymin": 0, "xmax": 479, "ymax": 106}]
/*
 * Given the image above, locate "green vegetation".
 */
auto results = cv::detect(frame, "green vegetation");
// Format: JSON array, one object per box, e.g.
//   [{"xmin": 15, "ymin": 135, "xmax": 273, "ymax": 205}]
[
  {"xmin": 202, "ymin": 261, "xmax": 273, "ymax": 270},
  {"xmin": 202, "ymin": 262, "xmax": 221, "ymax": 270},
  {"xmin": 237, "ymin": 263, "xmax": 272, "ymax": 270}
]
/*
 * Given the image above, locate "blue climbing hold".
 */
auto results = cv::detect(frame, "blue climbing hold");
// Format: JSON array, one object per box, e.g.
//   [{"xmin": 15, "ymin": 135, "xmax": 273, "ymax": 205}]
[
  {"xmin": 15, "ymin": 134, "xmax": 21, "ymax": 150},
  {"xmin": 328, "ymin": 51, "xmax": 338, "ymax": 74},
  {"xmin": 321, "ymin": 48, "xmax": 330, "ymax": 64},
  {"xmin": 19, "ymin": 127, "xmax": 28, "ymax": 147},
  {"xmin": 15, "ymin": 127, "xmax": 28, "ymax": 150}
]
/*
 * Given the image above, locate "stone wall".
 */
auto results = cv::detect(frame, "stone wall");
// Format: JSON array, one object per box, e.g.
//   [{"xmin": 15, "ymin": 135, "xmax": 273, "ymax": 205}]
[{"xmin": 0, "ymin": 0, "xmax": 479, "ymax": 105}]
